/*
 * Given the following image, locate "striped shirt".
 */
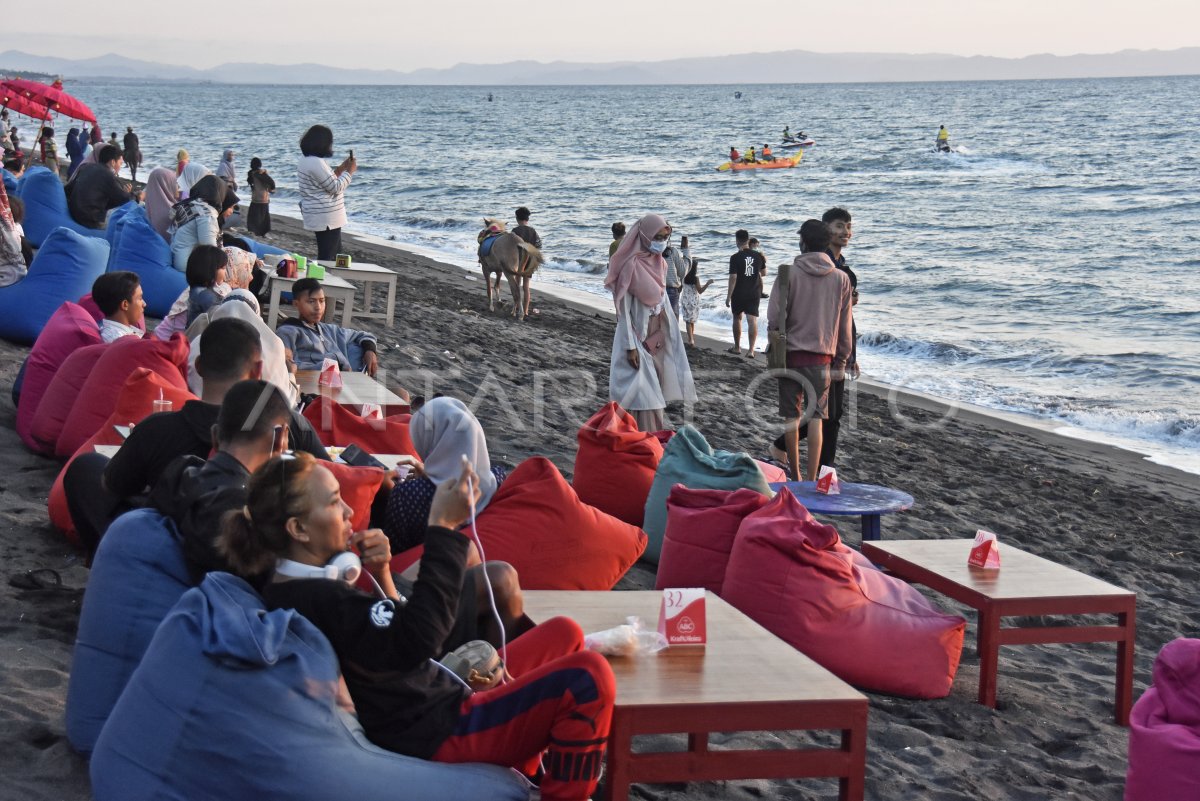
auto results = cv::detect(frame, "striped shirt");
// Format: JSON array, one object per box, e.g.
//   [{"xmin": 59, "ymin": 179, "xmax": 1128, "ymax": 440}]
[{"xmin": 297, "ymin": 155, "xmax": 351, "ymax": 231}]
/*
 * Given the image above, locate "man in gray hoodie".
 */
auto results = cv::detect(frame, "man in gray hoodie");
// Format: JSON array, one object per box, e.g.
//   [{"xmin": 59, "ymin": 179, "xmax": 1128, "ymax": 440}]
[{"xmin": 766, "ymin": 219, "xmax": 854, "ymax": 482}]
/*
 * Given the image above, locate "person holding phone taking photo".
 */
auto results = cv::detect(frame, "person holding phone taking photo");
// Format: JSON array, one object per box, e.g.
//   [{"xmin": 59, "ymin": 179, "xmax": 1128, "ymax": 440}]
[{"xmin": 297, "ymin": 125, "xmax": 356, "ymax": 261}]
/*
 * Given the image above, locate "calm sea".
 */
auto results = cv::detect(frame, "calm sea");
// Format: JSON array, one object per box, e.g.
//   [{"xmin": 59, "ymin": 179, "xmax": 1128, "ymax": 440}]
[{"xmin": 53, "ymin": 76, "xmax": 1200, "ymax": 473}]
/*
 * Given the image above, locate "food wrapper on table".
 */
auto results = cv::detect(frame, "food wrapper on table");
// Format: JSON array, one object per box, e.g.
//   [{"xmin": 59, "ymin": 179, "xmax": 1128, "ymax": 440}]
[
  {"xmin": 968, "ymin": 529, "xmax": 1001, "ymax": 569},
  {"xmin": 318, "ymin": 357, "xmax": 342, "ymax": 388},
  {"xmin": 584, "ymin": 616, "xmax": 667, "ymax": 657}
]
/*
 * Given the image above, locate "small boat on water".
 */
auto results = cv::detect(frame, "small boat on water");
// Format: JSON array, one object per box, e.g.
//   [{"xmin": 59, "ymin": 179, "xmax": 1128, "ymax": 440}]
[
  {"xmin": 778, "ymin": 138, "xmax": 815, "ymax": 149},
  {"xmin": 716, "ymin": 151, "xmax": 803, "ymax": 172}
]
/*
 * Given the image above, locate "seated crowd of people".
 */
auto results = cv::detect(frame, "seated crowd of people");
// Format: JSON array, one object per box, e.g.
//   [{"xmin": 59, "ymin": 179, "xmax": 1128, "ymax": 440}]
[{"xmin": 46, "ymin": 269, "xmax": 614, "ymax": 798}]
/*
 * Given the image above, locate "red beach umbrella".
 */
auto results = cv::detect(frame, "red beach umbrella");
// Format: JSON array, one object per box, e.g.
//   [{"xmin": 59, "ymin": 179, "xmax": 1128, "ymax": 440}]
[
  {"xmin": 1, "ymin": 78, "xmax": 96, "ymax": 169},
  {"xmin": 0, "ymin": 88, "xmax": 52, "ymax": 121},
  {"xmin": 0, "ymin": 78, "xmax": 96, "ymax": 124}
]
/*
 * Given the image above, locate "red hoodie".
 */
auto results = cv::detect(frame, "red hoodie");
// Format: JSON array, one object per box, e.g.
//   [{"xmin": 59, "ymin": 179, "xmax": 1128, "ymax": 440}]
[{"xmin": 766, "ymin": 252, "xmax": 854, "ymax": 368}]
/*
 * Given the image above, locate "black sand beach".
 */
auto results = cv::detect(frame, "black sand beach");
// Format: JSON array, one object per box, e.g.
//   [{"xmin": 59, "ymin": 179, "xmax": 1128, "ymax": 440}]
[{"xmin": 1, "ymin": 214, "xmax": 1197, "ymax": 800}]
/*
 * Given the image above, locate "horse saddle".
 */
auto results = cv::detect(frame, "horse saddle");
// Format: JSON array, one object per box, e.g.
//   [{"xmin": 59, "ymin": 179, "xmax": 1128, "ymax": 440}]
[{"xmin": 478, "ymin": 234, "xmax": 501, "ymax": 258}]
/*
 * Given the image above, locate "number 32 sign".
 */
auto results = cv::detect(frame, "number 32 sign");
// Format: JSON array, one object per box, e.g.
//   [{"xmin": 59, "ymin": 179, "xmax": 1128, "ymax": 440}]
[{"xmin": 658, "ymin": 588, "xmax": 707, "ymax": 646}]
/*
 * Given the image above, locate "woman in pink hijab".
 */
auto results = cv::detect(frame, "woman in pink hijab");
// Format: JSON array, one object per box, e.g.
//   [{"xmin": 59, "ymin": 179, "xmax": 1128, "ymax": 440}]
[
  {"xmin": 143, "ymin": 167, "xmax": 180, "ymax": 240},
  {"xmin": 604, "ymin": 214, "xmax": 696, "ymax": 431}
]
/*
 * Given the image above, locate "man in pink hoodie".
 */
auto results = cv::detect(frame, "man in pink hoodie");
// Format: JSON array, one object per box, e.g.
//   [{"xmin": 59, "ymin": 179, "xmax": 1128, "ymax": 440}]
[{"xmin": 766, "ymin": 219, "xmax": 854, "ymax": 482}]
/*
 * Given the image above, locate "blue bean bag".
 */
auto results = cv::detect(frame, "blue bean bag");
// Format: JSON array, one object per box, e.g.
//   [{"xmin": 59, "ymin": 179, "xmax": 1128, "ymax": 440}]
[
  {"xmin": 2, "ymin": 169, "xmax": 16, "ymax": 194},
  {"xmin": 15, "ymin": 166, "xmax": 106, "ymax": 247},
  {"xmin": 66, "ymin": 509, "xmax": 191, "ymax": 756},
  {"xmin": 642, "ymin": 425, "xmax": 774, "ymax": 564},
  {"xmin": 242, "ymin": 235, "xmax": 290, "ymax": 259},
  {"xmin": 106, "ymin": 205, "xmax": 186, "ymax": 317},
  {"xmin": 0, "ymin": 226, "xmax": 110, "ymax": 344},
  {"xmin": 102, "ymin": 200, "xmax": 139, "ymax": 253},
  {"xmin": 90, "ymin": 573, "xmax": 532, "ymax": 801}
]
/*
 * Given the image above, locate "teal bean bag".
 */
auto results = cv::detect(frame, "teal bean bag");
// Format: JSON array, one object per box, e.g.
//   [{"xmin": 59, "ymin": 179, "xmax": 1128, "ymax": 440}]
[
  {"xmin": 106, "ymin": 205, "xmax": 186, "ymax": 317},
  {"xmin": 0, "ymin": 226, "xmax": 110, "ymax": 344},
  {"xmin": 642, "ymin": 425, "xmax": 773, "ymax": 565},
  {"xmin": 90, "ymin": 573, "xmax": 532, "ymax": 801},
  {"xmin": 16, "ymin": 166, "xmax": 107, "ymax": 246}
]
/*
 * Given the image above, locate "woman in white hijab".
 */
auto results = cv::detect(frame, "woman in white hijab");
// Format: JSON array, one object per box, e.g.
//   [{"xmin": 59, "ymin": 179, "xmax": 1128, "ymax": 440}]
[
  {"xmin": 176, "ymin": 162, "xmax": 211, "ymax": 199},
  {"xmin": 185, "ymin": 289, "xmax": 299, "ymax": 406},
  {"xmin": 382, "ymin": 397, "xmax": 504, "ymax": 554},
  {"xmin": 604, "ymin": 213, "xmax": 696, "ymax": 432}
]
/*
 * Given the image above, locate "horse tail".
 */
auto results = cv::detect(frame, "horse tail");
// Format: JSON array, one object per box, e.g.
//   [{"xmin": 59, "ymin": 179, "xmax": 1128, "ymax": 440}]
[{"xmin": 514, "ymin": 242, "xmax": 543, "ymax": 277}]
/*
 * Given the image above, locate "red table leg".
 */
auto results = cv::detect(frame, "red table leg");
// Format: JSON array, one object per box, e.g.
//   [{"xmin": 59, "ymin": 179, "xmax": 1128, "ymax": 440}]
[
  {"xmin": 1115, "ymin": 604, "xmax": 1136, "ymax": 726},
  {"xmin": 603, "ymin": 710, "xmax": 634, "ymax": 801},
  {"xmin": 977, "ymin": 606, "xmax": 1001, "ymax": 708}
]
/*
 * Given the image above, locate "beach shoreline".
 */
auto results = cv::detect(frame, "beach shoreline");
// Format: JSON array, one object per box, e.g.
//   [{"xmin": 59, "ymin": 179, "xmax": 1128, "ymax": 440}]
[{"xmin": 0, "ymin": 210, "xmax": 1197, "ymax": 801}]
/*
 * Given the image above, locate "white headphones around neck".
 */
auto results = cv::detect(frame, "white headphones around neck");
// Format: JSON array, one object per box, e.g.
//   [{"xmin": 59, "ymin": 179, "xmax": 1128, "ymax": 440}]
[{"xmin": 275, "ymin": 552, "xmax": 362, "ymax": 584}]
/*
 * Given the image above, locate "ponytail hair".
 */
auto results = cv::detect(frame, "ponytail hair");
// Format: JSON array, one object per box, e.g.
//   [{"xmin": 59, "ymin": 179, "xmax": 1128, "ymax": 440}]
[{"xmin": 217, "ymin": 452, "xmax": 318, "ymax": 578}]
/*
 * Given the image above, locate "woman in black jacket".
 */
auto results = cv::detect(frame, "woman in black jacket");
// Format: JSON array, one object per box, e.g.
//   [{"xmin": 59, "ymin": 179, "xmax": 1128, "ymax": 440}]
[{"xmin": 218, "ymin": 454, "xmax": 615, "ymax": 801}]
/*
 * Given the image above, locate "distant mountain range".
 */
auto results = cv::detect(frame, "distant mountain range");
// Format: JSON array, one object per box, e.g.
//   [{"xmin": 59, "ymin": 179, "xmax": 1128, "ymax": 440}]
[{"xmin": 2, "ymin": 46, "xmax": 1198, "ymax": 86}]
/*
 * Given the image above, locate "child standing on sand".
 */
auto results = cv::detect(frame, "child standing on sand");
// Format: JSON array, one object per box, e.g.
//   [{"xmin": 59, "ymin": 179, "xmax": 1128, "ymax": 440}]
[{"xmin": 680, "ymin": 258, "xmax": 713, "ymax": 346}]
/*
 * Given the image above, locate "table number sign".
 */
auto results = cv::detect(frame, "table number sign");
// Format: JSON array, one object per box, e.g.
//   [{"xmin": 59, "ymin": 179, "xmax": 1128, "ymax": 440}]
[
  {"xmin": 968, "ymin": 529, "xmax": 1001, "ymax": 569},
  {"xmin": 658, "ymin": 588, "xmax": 706, "ymax": 646},
  {"xmin": 318, "ymin": 357, "xmax": 343, "ymax": 388},
  {"xmin": 816, "ymin": 466, "xmax": 841, "ymax": 495}
]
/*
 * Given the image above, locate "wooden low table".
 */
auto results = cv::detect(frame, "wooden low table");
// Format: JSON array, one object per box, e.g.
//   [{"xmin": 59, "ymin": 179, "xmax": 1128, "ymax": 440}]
[
  {"xmin": 770, "ymin": 480, "xmax": 913, "ymax": 541},
  {"xmin": 295, "ymin": 370, "xmax": 408, "ymax": 408},
  {"xmin": 327, "ymin": 262, "xmax": 398, "ymax": 328},
  {"xmin": 524, "ymin": 591, "xmax": 867, "ymax": 801},
  {"xmin": 265, "ymin": 272, "xmax": 356, "ymax": 330},
  {"xmin": 861, "ymin": 539, "xmax": 1135, "ymax": 724}
]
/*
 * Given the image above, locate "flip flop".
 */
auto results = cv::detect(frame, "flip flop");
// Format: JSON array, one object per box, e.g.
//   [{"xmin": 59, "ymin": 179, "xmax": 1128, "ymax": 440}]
[
  {"xmin": 725, "ymin": 346, "xmax": 740, "ymax": 354},
  {"xmin": 8, "ymin": 568, "xmax": 63, "ymax": 591}
]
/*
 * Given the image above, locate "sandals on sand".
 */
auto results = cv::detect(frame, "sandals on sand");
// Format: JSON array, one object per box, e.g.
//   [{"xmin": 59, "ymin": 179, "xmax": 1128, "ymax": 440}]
[
  {"xmin": 8, "ymin": 568, "xmax": 64, "ymax": 591},
  {"xmin": 725, "ymin": 346, "xmax": 740, "ymax": 354}
]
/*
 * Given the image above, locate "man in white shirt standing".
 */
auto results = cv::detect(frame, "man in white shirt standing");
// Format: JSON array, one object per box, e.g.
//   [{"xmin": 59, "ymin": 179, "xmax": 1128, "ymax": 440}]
[{"xmin": 92, "ymin": 271, "xmax": 146, "ymax": 342}]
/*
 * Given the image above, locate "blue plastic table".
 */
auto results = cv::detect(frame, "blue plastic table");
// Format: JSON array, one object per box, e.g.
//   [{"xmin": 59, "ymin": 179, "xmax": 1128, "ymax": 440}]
[{"xmin": 768, "ymin": 481, "xmax": 914, "ymax": 541}]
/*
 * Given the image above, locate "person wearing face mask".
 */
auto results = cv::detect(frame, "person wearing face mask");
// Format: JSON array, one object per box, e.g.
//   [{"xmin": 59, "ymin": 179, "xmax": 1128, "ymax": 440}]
[{"xmin": 604, "ymin": 214, "xmax": 696, "ymax": 432}]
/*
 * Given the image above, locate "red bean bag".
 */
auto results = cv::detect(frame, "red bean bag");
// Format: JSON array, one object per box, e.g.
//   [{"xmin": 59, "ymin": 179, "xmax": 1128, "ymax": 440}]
[
  {"xmin": 655, "ymin": 486, "xmax": 771, "ymax": 596},
  {"xmin": 16, "ymin": 302, "xmax": 102, "ymax": 451},
  {"xmin": 48, "ymin": 369, "xmax": 200, "ymax": 542},
  {"xmin": 572, "ymin": 402, "xmax": 664, "ymax": 526},
  {"xmin": 722, "ymin": 489, "xmax": 965, "ymax": 699},
  {"xmin": 27, "ymin": 343, "xmax": 108, "ymax": 456},
  {"xmin": 755, "ymin": 460, "xmax": 788, "ymax": 483},
  {"xmin": 321, "ymin": 460, "xmax": 385, "ymax": 532},
  {"xmin": 55, "ymin": 334, "xmax": 189, "ymax": 459},
  {"xmin": 1126, "ymin": 638, "xmax": 1200, "ymax": 801},
  {"xmin": 472, "ymin": 457, "xmax": 647, "ymax": 590},
  {"xmin": 302, "ymin": 396, "xmax": 416, "ymax": 456}
]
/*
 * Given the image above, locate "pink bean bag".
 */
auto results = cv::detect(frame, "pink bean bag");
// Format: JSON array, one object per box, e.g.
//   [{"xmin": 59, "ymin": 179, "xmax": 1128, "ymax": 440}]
[
  {"xmin": 1126, "ymin": 638, "xmax": 1200, "ymax": 801},
  {"xmin": 48, "ymin": 369, "xmax": 199, "ymax": 543},
  {"xmin": 572, "ymin": 402, "xmax": 664, "ymax": 526},
  {"xmin": 722, "ymin": 489, "xmax": 965, "ymax": 699},
  {"xmin": 55, "ymin": 334, "xmax": 189, "ymax": 458},
  {"xmin": 27, "ymin": 343, "xmax": 108, "ymax": 456},
  {"xmin": 17, "ymin": 302, "xmax": 101, "ymax": 451},
  {"xmin": 301, "ymin": 396, "xmax": 416, "ymax": 456},
  {"xmin": 472, "ymin": 456, "xmax": 647, "ymax": 590},
  {"xmin": 655, "ymin": 486, "xmax": 770, "ymax": 596}
]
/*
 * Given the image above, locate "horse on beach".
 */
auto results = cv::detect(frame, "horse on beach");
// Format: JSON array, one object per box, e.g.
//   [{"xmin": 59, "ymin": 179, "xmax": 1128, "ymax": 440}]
[{"xmin": 479, "ymin": 221, "xmax": 543, "ymax": 321}]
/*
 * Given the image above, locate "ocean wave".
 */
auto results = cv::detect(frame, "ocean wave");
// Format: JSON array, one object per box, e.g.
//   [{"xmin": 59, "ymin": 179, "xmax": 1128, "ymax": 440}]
[{"xmin": 858, "ymin": 332, "xmax": 979, "ymax": 364}]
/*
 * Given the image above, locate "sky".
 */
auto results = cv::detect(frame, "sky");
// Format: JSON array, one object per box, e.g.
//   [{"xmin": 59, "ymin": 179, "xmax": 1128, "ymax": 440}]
[{"xmin": 2, "ymin": 0, "xmax": 1198, "ymax": 72}]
